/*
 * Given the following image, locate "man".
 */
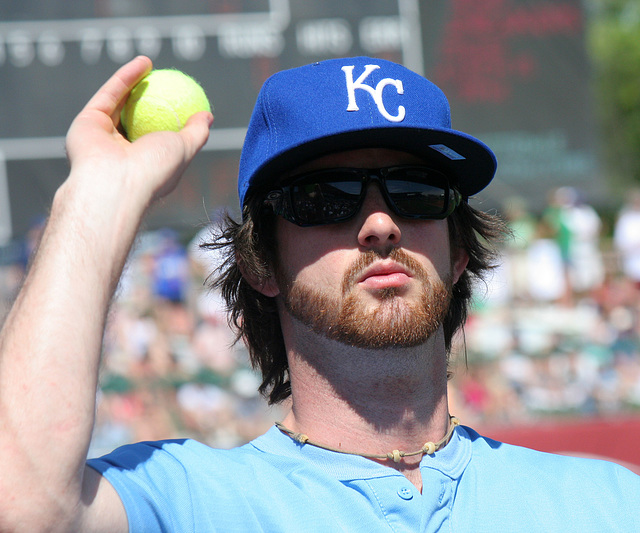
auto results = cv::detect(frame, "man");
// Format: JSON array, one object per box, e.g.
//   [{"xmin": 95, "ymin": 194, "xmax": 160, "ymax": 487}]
[{"xmin": 0, "ymin": 55, "xmax": 638, "ymax": 532}]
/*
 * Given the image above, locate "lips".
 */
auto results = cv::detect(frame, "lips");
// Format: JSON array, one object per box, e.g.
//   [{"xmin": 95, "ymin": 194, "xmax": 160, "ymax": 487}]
[{"xmin": 357, "ymin": 261, "xmax": 413, "ymax": 290}]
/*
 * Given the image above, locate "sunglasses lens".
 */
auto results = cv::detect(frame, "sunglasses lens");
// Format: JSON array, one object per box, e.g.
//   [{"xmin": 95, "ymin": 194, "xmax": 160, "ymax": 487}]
[
  {"xmin": 386, "ymin": 180, "xmax": 448, "ymax": 217},
  {"xmin": 291, "ymin": 178, "xmax": 362, "ymax": 225},
  {"xmin": 384, "ymin": 168, "xmax": 452, "ymax": 218}
]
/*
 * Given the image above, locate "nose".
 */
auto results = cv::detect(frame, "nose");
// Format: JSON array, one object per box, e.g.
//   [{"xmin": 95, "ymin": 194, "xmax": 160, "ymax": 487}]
[{"xmin": 357, "ymin": 184, "xmax": 402, "ymax": 251}]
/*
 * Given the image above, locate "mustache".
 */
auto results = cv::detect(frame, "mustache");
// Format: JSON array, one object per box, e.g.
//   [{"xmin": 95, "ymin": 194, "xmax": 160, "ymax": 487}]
[{"xmin": 341, "ymin": 248, "xmax": 428, "ymax": 295}]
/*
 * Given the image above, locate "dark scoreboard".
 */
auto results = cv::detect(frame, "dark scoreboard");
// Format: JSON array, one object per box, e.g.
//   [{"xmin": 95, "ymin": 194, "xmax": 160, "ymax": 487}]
[{"xmin": 0, "ymin": 0, "xmax": 600, "ymax": 242}]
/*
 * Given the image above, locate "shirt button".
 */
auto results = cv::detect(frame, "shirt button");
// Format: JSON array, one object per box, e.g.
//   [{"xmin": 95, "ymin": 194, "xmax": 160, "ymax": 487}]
[{"xmin": 397, "ymin": 487, "xmax": 413, "ymax": 500}]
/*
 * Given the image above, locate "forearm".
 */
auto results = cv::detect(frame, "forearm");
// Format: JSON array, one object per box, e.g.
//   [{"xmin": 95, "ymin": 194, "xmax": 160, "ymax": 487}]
[{"xmin": 0, "ymin": 168, "xmax": 150, "ymax": 526}]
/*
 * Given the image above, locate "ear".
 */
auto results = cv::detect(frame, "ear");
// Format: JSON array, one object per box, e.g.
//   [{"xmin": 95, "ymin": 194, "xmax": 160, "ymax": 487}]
[
  {"xmin": 238, "ymin": 259, "xmax": 280, "ymax": 297},
  {"xmin": 451, "ymin": 247, "xmax": 469, "ymax": 285}
]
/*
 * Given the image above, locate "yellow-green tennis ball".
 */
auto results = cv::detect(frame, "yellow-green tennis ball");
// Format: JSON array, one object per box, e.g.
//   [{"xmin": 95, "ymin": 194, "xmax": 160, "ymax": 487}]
[{"xmin": 121, "ymin": 69, "xmax": 211, "ymax": 141}]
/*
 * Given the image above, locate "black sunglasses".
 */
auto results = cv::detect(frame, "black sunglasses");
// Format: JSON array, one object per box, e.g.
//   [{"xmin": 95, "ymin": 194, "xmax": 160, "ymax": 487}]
[{"xmin": 262, "ymin": 165, "xmax": 463, "ymax": 227}]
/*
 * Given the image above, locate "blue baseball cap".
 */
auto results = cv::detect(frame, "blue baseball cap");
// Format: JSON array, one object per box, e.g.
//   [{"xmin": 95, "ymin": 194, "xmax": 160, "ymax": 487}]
[{"xmin": 238, "ymin": 56, "xmax": 496, "ymax": 210}]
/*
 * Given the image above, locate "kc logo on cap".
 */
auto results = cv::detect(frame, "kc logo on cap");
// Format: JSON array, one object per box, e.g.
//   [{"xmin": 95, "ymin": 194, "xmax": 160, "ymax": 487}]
[{"xmin": 342, "ymin": 64, "xmax": 406, "ymax": 123}]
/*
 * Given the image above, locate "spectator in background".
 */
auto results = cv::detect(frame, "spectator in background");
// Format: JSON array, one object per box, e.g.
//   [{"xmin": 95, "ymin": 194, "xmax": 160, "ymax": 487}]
[
  {"xmin": 502, "ymin": 196, "xmax": 536, "ymax": 302},
  {"xmin": 563, "ymin": 189, "xmax": 604, "ymax": 296},
  {"xmin": 152, "ymin": 228, "xmax": 190, "ymax": 304},
  {"xmin": 525, "ymin": 215, "xmax": 567, "ymax": 302},
  {"xmin": 541, "ymin": 187, "xmax": 604, "ymax": 302},
  {"xmin": 614, "ymin": 189, "xmax": 640, "ymax": 289}
]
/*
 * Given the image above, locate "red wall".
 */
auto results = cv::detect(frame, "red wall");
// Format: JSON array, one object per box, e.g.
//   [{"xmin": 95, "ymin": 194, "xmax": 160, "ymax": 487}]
[{"xmin": 481, "ymin": 415, "xmax": 640, "ymax": 474}]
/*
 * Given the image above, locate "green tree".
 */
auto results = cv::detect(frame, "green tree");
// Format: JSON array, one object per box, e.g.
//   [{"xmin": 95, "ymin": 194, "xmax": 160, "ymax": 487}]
[{"xmin": 588, "ymin": 0, "xmax": 640, "ymax": 186}]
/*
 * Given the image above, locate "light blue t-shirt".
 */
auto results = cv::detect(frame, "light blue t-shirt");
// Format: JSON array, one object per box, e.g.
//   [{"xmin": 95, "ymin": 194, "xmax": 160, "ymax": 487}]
[{"xmin": 88, "ymin": 425, "xmax": 640, "ymax": 532}]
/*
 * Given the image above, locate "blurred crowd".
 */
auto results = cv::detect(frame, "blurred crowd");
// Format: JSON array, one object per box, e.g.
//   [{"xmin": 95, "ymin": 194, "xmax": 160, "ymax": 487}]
[
  {"xmin": 2, "ymin": 187, "xmax": 640, "ymax": 454},
  {"xmin": 450, "ymin": 187, "xmax": 640, "ymax": 428}
]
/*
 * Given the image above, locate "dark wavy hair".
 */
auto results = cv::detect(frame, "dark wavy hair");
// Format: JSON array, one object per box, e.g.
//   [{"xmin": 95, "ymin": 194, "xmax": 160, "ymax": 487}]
[{"xmin": 204, "ymin": 198, "xmax": 508, "ymax": 405}]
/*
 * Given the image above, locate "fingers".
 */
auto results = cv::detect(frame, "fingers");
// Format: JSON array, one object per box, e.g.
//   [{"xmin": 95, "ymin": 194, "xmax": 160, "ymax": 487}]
[
  {"xmin": 82, "ymin": 56, "xmax": 152, "ymax": 122},
  {"xmin": 66, "ymin": 56, "xmax": 153, "ymax": 159},
  {"xmin": 180, "ymin": 110, "xmax": 214, "ymax": 157},
  {"xmin": 132, "ymin": 110, "xmax": 213, "ymax": 159}
]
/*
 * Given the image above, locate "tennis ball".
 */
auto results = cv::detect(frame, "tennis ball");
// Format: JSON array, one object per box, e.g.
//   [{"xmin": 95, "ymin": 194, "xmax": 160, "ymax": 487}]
[{"xmin": 121, "ymin": 69, "xmax": 211, "ymax": 141}]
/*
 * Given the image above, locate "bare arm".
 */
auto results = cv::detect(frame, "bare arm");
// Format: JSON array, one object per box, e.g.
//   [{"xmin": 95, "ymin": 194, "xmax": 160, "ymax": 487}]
[{"xmin": 0, "ymin": 56, "xmax": 212, "ymax": 532}]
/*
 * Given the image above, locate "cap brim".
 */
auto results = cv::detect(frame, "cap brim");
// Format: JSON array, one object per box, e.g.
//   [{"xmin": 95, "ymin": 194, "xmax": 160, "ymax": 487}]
[{"xmin": 246, "ymin": 126, "xmax": 496, "ymax": 201}]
